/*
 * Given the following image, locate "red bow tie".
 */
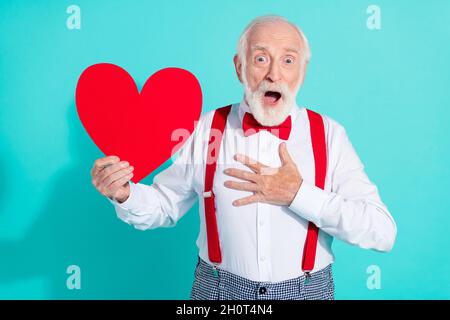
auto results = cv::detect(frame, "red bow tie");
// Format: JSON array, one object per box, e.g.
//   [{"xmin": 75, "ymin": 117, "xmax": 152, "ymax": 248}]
[{"xmin": 242, "ymin": 112, "xmax": 292, "ymax": 140}]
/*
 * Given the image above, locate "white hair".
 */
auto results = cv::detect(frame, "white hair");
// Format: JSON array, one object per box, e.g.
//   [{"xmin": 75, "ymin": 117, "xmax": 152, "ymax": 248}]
[{"xmin": 236, "ymin": 15, "xmax": 311, "ymax": 67}]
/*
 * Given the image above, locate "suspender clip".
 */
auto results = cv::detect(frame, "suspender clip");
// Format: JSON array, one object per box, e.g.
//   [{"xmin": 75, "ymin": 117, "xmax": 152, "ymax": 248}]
[
  {"xmin": 203, "ymin": 190, "xmax": 213, "ymax": 198},
  {"xmin": 304, "ymin": 271, "xmax": 312, "ymax": 285},
  {"xmin": 212, "ymin": 263, "xmax": 220, "ymax": 277}
]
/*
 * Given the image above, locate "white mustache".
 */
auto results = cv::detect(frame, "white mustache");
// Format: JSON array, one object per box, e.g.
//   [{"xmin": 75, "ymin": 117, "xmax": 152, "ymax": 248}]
[{"xmin": 254, "ymin": 81, "xmax": 291, "ymax": 99}]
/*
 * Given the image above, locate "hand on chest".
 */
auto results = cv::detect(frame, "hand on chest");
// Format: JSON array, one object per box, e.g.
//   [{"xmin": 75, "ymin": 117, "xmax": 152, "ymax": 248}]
[{"xmin": 212, "ymin": 130, "xmax": 316, "ymax": 209}]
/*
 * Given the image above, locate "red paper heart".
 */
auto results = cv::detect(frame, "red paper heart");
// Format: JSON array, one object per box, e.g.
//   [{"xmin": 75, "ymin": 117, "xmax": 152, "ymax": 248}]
[{"xmin": 76, "ymin": 63, "xmax": 202, "ymax": 182}]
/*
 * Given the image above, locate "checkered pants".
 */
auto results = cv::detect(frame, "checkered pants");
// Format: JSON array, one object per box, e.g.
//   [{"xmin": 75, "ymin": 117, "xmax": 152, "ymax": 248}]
[{"xmin": 190, "ymin": 257, "xmax": 335, "ymax": 300}]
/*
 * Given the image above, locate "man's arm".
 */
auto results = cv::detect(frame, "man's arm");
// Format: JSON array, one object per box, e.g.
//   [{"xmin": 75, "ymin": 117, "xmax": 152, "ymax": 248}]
[
  {"xmin": 223, "ymin": 119, "xmax": 396, "ymax": 252},
  {"xmin": 107, "ymin": 128, "xmax": 199, "ymax": 231},
  {"xmin": 289, "ymin": 122, "xmax": 397, "ymax": 252}
]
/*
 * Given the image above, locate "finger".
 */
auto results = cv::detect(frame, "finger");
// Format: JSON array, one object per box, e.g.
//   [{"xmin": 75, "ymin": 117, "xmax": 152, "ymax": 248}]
[
  {"xmin": 224, "ymin": 168, "xmax": 260, "ymax": 183},
  {"xmin": 109, "ymin": 173, "xmax": 134, "ymax": 196},
  {"xmin": 91, "ymin": 156, "xmax": 120, "ymax": 175},
  {"xmin": 97, "ymin": 161, "xmax": 129, "ymax": 184},
  {"xmin": 224, "ymin": 180, "xmax": 259, "ymax": 192},
  {"xmin": 279, "ymin": 142, "xmax": 294, "ymax": 165},
  {"xmin": 234, "ymin": 154, "xmax": 266, "ymax": 173},
  {"xmin": 232, "ymin": 194, "xmax": 261, "ymax": 206},
  {"xmin": 259, "ymin": 166, "xmax": 280, "ymax": 175},
  {"xmin": 102, "ymin": 166, "xmax": 134, "ymax": 189}
]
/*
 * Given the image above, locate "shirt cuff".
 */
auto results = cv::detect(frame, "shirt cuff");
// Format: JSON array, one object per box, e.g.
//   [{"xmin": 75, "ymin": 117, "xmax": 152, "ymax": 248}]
[
  {"xmin": 107, "ymin": 181, "xmax": 138, "ymax": 211},
  {"xmin": 288, "ymin": 181, "xmax": 329, "ymax": 226}
]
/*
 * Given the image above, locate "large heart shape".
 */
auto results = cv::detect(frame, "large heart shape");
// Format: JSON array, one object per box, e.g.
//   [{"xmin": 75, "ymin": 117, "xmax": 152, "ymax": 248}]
[{"xmin": 76, "ymin": 63, "xmax": 202, "ymax": 182}]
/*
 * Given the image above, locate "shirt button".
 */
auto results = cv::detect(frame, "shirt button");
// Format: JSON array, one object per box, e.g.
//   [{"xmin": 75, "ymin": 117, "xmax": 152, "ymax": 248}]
[
  {"xmin": 259, "ymin": 287, "xmax": 267, "ymax": 294},
  {"xmin": 260, "ymin": 256, "xmax": 266, "ymax": 262},
  {"xmin": 259, "ymin": 220, "xmax": 264, "ymax": 226}
]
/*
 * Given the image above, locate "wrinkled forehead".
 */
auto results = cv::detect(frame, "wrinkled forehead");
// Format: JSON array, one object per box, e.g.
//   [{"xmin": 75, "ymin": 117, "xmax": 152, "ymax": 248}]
[{"xmin": 246, "ymin": 21, "xmax": 303, "ymax": 55}]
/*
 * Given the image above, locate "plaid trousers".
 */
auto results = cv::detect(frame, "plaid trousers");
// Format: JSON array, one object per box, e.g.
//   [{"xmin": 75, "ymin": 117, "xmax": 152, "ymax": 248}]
[{"xmin": 190, "ymin": 256, "xmax": 335, "ymax": 300}]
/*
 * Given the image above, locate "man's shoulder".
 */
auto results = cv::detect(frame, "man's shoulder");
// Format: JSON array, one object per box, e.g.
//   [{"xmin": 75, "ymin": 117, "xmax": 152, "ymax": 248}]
[
  {"xmin": 197, "ymin": 103, "xmax": 237, "ymax": 126},
  {"xmin": 302, "ymin": 107, "xmax": 347, "ymax": 136},
  {"xmin": 187, "ymin": 104, "xmax": 238, "ymax": 142},
  {"xmin": 200, "ymin": 103, "xmax": 236, "ymax": 117},
  {"xmin": 323, "ymin": 114, "xmax": 346, "ymax": 135}
]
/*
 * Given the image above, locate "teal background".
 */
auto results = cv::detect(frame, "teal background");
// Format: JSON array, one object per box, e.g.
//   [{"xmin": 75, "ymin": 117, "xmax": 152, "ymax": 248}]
[{"xmin": 1, "ymin": 0, "xmax": 449, "ymax": 299}]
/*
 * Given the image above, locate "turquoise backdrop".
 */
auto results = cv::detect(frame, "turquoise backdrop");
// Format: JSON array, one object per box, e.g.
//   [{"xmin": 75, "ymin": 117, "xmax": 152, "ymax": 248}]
[{"xmin": 1, "ymin": 0, "xmax": 449, "ymax": 299}]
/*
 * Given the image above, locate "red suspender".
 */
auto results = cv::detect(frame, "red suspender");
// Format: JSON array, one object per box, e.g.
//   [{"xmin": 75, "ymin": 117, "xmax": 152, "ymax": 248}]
[
  {"xmin": 302, "ymin": 109, "xmax": 327, "ymax": 274},
  {"xmin": 204, "ymin": 105, "xmax": 232, "ymax": 264},
  {"xmin": 204, "ymin": 106, "xmax": 327, "ymax": 272}
]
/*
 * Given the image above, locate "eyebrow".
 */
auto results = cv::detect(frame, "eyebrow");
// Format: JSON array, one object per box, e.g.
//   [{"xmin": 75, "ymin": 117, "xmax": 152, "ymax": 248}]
[
  {"xmin": 284, "ymin": 47, "xmax": 300, "ymax": 54},
  {"xmin": 250, "ymin": 44, "xmax": 300, "ymax": 54},
  {"xmin": 251, "ymin": 45, "xmax": 268, "ymax": 51}
]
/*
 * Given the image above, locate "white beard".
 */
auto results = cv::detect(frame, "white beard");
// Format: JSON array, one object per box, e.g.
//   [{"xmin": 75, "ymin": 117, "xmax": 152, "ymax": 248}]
[{"xmin": 244, "ymin": 79, "xmax": 297, "ymax": 126}]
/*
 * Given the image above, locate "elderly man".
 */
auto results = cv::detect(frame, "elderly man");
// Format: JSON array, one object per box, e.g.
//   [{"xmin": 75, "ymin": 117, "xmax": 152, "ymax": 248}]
[{"xmin": 91, "ymin": 15, "xmax": 396, "ymax": 300}]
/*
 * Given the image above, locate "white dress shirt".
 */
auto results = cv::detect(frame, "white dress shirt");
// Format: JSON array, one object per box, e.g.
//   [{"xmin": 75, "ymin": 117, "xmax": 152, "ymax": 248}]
[{"xmin": 108, "ymin": 100, "xmax": 397, "ymax": 282}]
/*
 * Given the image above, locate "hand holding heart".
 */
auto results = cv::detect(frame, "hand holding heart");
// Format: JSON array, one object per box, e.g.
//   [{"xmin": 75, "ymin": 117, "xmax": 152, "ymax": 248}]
[
  {"xmin": 76, "ymin": 64, "xmax": 202, "ymax": 183},
  {"xmin": 224, "ymin": 142, "xmax": 303, "ymax": 206},
  {"xmin": 76, "ymin": 63, "xmax": 201, "ymax": 203},
  {"xmin": 91, "ymin": 156, "xmax": 133, "ymax": 203}
]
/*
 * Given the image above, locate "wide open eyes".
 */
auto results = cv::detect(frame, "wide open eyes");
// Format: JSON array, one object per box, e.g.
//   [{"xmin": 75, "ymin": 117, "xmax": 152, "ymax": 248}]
[{"xmin": 254, "ymin": 54, "xmax": 269, "ymax": 65}]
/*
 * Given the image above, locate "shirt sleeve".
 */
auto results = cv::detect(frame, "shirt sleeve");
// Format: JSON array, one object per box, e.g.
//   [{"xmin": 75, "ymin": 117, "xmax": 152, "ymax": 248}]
[
  {"xmin": 288, "ymin": 121, "xmax": 397, "ymax": 252},
  {"xmin": 108, "ymin": 126, "xmax": 199, "ymax": 231}
]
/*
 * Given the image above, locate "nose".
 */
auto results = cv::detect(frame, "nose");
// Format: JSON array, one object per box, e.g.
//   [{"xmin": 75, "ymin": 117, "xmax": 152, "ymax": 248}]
[{"xmin": 266, "ymin": 62, "xmax": 282, "ymax": 83}]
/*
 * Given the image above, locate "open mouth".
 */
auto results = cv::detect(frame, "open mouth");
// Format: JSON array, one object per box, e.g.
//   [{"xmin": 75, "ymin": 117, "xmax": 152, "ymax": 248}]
[{"xmin": 263, "ymin": 91, "xmax": 282, "ymax": 106}]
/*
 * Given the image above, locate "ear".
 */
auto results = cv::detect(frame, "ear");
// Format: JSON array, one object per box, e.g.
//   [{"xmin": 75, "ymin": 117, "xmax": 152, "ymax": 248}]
[
  {"xmin": 297, "ymin": 60, "xmax": 309, "ymax": 88},
  {"xmin": 233, "ymin": 54, "xmax": 243, "ymax": 84}
]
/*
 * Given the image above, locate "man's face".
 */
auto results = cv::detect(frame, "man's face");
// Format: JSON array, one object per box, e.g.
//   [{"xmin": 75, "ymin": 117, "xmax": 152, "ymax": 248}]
[{"xmin": 234, "ymin": 21, "xmax": 307, "ymax": 126}]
